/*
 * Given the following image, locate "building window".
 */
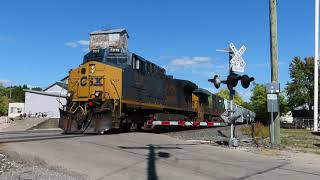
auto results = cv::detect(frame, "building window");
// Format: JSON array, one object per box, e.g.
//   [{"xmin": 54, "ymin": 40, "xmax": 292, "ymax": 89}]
[
  {"xmin": 10, "ymin": 107, "xmax": 16, "ymax": 113},
  {"xmin": 109, "ymin": 34, "xmax": 120, "ymax": 42},
  {"xmin": 17, "ymin": 108, "xmax": 22, "ymax": 113}
]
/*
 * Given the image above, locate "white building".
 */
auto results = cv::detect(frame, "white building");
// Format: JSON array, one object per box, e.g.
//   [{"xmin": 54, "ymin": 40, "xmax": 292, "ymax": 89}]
[
  {"xmin": 24, "ymin": 82, "xmax": 67, "ymax": 118},
  {"xmin": 8, "ymin": 103, "xmax": 24, "ymax": 118}
]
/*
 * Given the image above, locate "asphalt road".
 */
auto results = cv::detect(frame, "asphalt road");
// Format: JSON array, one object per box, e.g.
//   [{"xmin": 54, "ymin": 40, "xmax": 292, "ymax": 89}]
[{"xmin": 1, "ymin": 130, "xmax": 320, "ymax": 180}]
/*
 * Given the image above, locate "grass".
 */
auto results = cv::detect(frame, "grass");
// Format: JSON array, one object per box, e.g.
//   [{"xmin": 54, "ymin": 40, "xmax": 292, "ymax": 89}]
[
  {"xmin": 240, "ymin": 124, "xmax": 320, "ymax": 154},
  {"xmin": 280, "ymin": 129, "xmax": 320, "ymax": 154},
  {"xmin": 240, "ymin": 122, "xmax": 270, "ymax": 138}
]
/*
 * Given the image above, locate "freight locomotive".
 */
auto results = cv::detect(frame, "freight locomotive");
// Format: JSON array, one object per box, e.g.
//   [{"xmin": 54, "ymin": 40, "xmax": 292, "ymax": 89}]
[{"xmin": 59, "ymin": 29, "xmax": 255, "ymax": 134}]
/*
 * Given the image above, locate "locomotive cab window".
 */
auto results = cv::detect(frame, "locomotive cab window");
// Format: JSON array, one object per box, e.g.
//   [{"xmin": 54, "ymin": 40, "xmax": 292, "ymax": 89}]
[
  {"xmin": 140, "ymin": 61, "xmax": 146, "ymax": 74},
  {"xmin": 135, "ymin": 59, "xmax": 140, "ymax": 70}
]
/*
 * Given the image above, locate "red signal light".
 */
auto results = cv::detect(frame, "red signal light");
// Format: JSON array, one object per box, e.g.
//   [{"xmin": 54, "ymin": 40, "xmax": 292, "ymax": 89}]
[{"xmin": 88, "ymin": 101, "xmax": 94, "ymax": 107}]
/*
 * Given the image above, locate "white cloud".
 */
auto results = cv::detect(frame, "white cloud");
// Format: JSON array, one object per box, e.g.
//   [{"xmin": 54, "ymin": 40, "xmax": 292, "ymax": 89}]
[
  {"xmin": 164, "ymin": 56, "xmax": 215, "ymax": 72},
  {"xmin": 78, "ymin": 40, "xmax": 89, "ymax": 46},
  {"xmin": 65, "ymin": 42, "xmax": 78, "ymax": 48},
  {"xmin": 170, "ymin": 56, "xmax": 210, "ymax": 67},
  {"xmin": 163, "ymin": 56, "xmax": 227, "ymax": 79},
  {"xmin": 65, "ymin": 39, "xmax": 89, "ymax": 48}
]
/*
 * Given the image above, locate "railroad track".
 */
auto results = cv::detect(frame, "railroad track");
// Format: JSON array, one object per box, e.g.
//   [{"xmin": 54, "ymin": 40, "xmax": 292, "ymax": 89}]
[
  {"xmin": 0, "ymin": 130, "xmax": 84, "ymax": 144},
  {"xmin": 0, "ymin": 123, "xmax": 249, "ymax": 144}
]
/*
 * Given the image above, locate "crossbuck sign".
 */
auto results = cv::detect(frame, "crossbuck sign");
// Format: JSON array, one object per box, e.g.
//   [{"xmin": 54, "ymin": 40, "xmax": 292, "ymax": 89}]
[{"xmin": 229, "ymin": 43, "xmax": 246, "ymax": 73}]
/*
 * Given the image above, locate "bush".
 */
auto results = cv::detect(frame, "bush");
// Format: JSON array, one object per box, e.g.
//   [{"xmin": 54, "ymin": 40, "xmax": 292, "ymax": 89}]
[
  {"xmin": 0, "ymin": 95, "xmax": 9, "ymax": 116},
  {"xmin": 240, "ymin": 122, "xmax": 269, "ymax": 138}
]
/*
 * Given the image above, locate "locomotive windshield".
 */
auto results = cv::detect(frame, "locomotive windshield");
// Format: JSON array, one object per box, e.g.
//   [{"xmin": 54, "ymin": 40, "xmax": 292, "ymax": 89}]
[
  {"xmin": 83, "ymin": 48, "xmax": 129, "ymax": 66},
  {"xmin": 83, "ymin": 49, "xmax": 105, "ymax": 63}
]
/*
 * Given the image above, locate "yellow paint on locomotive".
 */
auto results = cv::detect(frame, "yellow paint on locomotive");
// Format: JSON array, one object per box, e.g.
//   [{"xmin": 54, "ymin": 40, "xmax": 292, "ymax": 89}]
[
  {"xmin": 191, "ymin": 93, "xmax": 199, "ymax": 112},
  {"xmin": 192, "ymin": 93, "xmax": 205, "ymax": 121},
  {"xmin": 67, "ymin": 61, "xmax": 122, "ymax": 101}
]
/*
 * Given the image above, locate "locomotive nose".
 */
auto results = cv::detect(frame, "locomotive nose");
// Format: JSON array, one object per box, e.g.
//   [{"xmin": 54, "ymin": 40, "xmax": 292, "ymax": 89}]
[{"xmin": 74, "ymin": 62, "xmax": 105, "ymax": 100}]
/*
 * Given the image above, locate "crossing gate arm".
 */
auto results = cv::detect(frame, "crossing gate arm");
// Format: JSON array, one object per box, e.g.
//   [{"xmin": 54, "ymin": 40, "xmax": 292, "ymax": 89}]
[{"xmin": 147, "ymin": 120, "xmax": 226, "ymax": 127}]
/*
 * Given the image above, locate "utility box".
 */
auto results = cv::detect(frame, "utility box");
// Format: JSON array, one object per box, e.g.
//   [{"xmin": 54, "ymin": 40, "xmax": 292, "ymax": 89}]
[{"xmin": 89, "ymin": 28, "xmax": 129, "ymax": 51}]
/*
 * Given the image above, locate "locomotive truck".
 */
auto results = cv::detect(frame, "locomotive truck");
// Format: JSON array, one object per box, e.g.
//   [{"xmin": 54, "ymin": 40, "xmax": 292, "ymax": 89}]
[{"xmin": 59, "ymin": 29, "xmax": 255, "ymax": 134}]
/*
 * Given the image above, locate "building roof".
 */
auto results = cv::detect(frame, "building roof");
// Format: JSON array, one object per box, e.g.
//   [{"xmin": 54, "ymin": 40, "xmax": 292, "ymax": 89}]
[
  {"xmin": 90, "ymin": 28, "xmax": 129, "ymax": 37},
  {"xmin": 24, "ymin": 89, "xmax": 66, "ymax": 98},
  {"xmin": 43, "ymin": 82, "xmax": 67, "ymax": 92}
]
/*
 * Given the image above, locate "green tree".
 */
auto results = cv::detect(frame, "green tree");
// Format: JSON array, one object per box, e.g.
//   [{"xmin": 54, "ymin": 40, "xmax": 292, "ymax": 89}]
[
  {"xmin": 250, "ymin": 84, "xmax": 268, "ymax": 122},
  {"xmin": 0, "ymin": 84, "xmax": 9, "ymax": 115},
  {"xmin": 286, "ymin": 56, "xmax": 315, "ymax": 111},
  {"xmin": 215, "ymin": 88, "xmax": 244, "ymax": 106},
  {"xmin": 9, "ymin": 84, "xmax": 28, "ymax": 102},
  {"xmin": 31, "ymin": 87, "xmax": 42, "ymax": 91},
  {"xmin": 0, "ymin": 95, "xmax": 9, "ymax": 115},
  {"xmin": 250, "ymin": 83, "xmax": 289, "ymax": 124}
]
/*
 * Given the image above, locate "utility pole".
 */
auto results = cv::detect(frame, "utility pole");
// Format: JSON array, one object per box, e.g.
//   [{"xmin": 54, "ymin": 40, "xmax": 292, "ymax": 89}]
[
  {"xmin": 314, "ymin": 0, "xmax": 319, "ymax": 132},
  {"xmin": 269, "ymin": 0, "xmax": 280, "ymax": 145}
]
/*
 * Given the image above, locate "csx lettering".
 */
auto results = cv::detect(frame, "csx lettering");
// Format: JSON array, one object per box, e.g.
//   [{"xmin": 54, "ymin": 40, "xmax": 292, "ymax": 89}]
[
  {"xmin": 80, "ymin": 77, "xmax": 103, "ymax": 86},
  {"xmin": 80, "ymin": 77, "xmax": 87, "ymax": 86}
]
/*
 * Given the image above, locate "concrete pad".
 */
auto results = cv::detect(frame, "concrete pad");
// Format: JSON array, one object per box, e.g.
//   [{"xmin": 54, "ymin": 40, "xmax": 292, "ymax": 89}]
[{"xmin": 0, "ymin": 118, "xmax": 49, "ymax": 132}]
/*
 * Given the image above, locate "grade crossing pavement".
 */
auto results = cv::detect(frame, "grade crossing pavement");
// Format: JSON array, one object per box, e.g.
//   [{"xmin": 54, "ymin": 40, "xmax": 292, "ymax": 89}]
[{"xmin": 1, "ymin": 130, "xmax": 320, "ymax": 180}]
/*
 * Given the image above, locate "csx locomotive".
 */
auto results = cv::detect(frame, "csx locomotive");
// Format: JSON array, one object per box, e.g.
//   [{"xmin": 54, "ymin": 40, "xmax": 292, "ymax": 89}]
[{"xmin": 59, "ymin": 29, "xmax": 254, "ymax": 134}]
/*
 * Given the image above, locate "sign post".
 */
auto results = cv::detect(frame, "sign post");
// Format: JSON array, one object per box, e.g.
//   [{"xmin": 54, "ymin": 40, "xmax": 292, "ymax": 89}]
[
  {"xmin": 229, "ymin": 43, "xmax": 246, "ymax": 147},
  {"xmin": 266, "ymin": 83, "xmax": 280, "ymax": 147}
]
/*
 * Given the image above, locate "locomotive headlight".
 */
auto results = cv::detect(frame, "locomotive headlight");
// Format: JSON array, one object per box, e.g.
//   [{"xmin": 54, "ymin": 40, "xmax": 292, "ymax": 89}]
[
  {"xmin": 67, "ymin": 92, "xmax": 73, "ymax": 98},
  {"xmin": 94, "ymin": 91, "xmax": 101, "ymax": 97},
  {"xmin": 90, "ymin": 65, "xmax": 95, "ymax": 74}
]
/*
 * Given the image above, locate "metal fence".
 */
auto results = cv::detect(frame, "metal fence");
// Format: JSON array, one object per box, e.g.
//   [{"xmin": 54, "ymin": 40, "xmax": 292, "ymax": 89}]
[{"xmin": 281, "ymin": 118, "xmax": 316, "ymax": 129}]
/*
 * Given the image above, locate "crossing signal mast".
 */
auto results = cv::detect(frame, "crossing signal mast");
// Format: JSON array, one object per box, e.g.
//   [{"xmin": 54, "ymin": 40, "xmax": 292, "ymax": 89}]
[{"xmin": 209, "ymin": 43, "xmax": 254, "ymax": 147}]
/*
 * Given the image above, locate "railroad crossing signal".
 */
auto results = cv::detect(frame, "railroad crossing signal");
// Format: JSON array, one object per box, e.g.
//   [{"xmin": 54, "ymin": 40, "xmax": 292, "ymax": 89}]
[
  {"xmin": 208, "ymin": 74, "xmax": 254, "ymax": 91},
  {"xmin": 211, "ymin": 42, "xmax": 254, "ymax": 147},
  {"xmin": 229, "ymin": 43, "xmax": 246, "ymax": 73}
]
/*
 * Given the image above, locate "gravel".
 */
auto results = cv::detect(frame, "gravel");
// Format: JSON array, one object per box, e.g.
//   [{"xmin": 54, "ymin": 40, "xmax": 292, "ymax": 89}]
[
  {"xmin": 0, "ymin": 153, "xmax": 17, "ymax": 175},
  {"xmin": 164, "ymin": 125, "xmax": 250, "ymax": 142},
  {"xmin": 163, "ymin": 125, "xmax": 289, "ymax": 158},
  {"xmin": 0, "ymin": 153, "xmax": 85, "ymax": 180}
]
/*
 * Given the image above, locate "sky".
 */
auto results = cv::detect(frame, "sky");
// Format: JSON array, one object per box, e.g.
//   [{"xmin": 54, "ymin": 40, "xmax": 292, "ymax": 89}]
[{"xmin": 0, "ymin": 0, "xmax": 315, "ymax": 100}]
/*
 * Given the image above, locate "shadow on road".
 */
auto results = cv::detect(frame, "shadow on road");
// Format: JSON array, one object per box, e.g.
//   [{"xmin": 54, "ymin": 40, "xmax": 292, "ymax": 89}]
[{"xmin": 119, "ymin": 144, "xmax": 179, "ymax": 180}]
